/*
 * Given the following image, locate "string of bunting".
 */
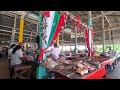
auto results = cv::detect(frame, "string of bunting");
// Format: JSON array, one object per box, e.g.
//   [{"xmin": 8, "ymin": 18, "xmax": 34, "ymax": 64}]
[
  {"xmin": 38, "ymin": 12, "xmax": 66, "ymax": 61},
  {"xmin": 62, "ymin": 11, "xmax": 94, "ymax": 36},
  {"xmin": 38, "ymin": 11, "xmax": 49, "ymax": 61},
  {"xmin": 38, "ymin": 11, "xmax": 94, "ymax": 61}
]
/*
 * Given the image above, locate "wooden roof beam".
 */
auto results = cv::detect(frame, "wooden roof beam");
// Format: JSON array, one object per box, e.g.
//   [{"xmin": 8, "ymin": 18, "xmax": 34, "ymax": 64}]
[
  {"xmin": 101, "ymin": 11, "xmax": 112, "ymax": 28},
  {"xmin": 92, "ymin": 11, "xmax": 119, "ymax": 20}
]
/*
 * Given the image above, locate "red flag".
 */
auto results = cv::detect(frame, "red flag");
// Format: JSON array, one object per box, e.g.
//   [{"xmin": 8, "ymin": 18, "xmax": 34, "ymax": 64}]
[
  {"xmin": 38, "ymin": 13, "xmax": 65, "ymax": 60},
  {"xmin": 64, "ymin": 12, "xmax": 67, "ymax": 27},
  {"xmin": 50, "ymin": 13, "xmax": 65, "ymax": 46},
  {"xmin": 42, "ymin": 11, "xmax": 50, "ymax": 17},
  {"xmin": 71, "ymin": 18, "xmax": 75, "ymax": 27},
  {"xmin": 75, "ymin": 15, "xmax": 82, "ymax": 32},
  {"xmin": 38, "ymin": 48, "xmax": 46, "ymax": 60},
  {"xmin": 85, "ymin": 28, "xmax": 90, "ymax": 57}
]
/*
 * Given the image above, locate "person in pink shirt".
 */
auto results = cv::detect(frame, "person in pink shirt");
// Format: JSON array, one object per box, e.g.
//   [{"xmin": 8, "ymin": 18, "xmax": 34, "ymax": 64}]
[{"xmin": 51, "ymin": 43, "xmax": 60, "ymax": 61}]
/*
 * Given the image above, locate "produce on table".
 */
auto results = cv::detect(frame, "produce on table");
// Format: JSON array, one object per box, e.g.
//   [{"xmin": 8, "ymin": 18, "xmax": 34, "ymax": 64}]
[
  {"xmin": 58, "ymin": 59, "xmax": 73, "ymax": 64},
  {"xmin": 76, "ymin": 68, "xmax": 88, "ymax": 75},
  {"xmin": 55, "ymin": 66, "xmax": 65, "ymax": 70},
  {"xmin": 42, "ymin": 58, "xmax": 58, "ymax": 69},
  {"xmin": 64, "ymin": 60, "xmax": 73, "ymax": 64},
  {"xmin": 73, "ymin": 60, "xmax": 97, "ymax": 75}
]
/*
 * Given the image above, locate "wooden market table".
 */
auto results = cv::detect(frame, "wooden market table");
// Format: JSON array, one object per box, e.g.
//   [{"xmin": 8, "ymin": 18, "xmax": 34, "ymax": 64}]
[
  {"xmin": 94, "ymin": 56, "xmax": 120, "ymax": 73},
  {"xmin": 50, "ymin": 66, "xmax": 106, "ymax": 79},
  {"xmin": 50, "ymin": 55, "xmax": 120, "ymax": 79},
  {"xmin": 66, "ymin": 54, "xmax": 81, "ymax": 60},
  {"xmin": 95, "ymin": 56, "xmax": 118, "ymax": 67},
  {"xmin": 66, "ymin": 56, "xmax": 79, "ymax": 60}
]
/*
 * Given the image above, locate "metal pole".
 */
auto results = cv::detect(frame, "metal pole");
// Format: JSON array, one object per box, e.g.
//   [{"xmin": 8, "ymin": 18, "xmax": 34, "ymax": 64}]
[
  {"xmin": 88, "ymin": 11, "xmax": 92, "ymax": 57},
  {"xmin": 112, "ymin": 31, "xmax": 115, "ymax": 51},
  {"xmin": 109, "ymin": 26, "xmax": 111, "ymax": 49},
  {"xmin": 102, "ymin": 16, "xmax": 105, "ymax": 52},
  {"xmin": 62, "ymin": 32, "xmax": 64, "ymax": 51},
  {"xmin": 75, "ymin": 28, "xmax": 77, "ymax": 54},
  {"xmin": 11, "ymin": 15, "xmax": 17, "ymax": 44}
]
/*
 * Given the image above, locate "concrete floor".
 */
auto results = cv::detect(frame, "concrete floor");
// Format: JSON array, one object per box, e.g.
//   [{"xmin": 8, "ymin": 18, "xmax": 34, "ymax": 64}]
[
  {"xmin": 106, "ymin": 62, "xmax": 120, "ymax": 79},
  {"xmin": 0, "ymin": 57, "xmax": 10, "ymax": 79},
  {"xmin": 0, "ymin": 57, "xmax": 120, "ymax": 79}
]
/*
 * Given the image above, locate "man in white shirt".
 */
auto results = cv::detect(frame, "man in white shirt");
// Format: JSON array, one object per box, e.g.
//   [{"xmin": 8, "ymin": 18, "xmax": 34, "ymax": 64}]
[{"xmin": 51, "ymin": 43, "xmax": 60, "ymax": 61}]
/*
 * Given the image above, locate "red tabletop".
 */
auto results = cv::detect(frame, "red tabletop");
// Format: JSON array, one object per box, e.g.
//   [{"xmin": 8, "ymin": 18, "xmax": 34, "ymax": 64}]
[{"xmin": 82, "ymin": 66, "xmax": 106, "ymax": 79}]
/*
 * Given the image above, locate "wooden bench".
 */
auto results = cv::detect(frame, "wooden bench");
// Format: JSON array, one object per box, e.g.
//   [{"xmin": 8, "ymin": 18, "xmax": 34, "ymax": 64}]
[{"xmin": 13, "ymin": 65, "xmax": 32, "ymax": 79}]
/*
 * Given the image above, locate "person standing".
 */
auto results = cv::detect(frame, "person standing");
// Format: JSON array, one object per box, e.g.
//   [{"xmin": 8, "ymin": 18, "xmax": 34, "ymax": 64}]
[
  {"xmin": 51, "ymin": 43, "xmax": 60, "ymax": 61},
  {"xmin": 10, "ymin": 45, "xmax": 25, "ymax": 79},
  {"xmin": 8, "ymin": 44, "xmax": 16, "ymax": 69},
  {"xmin": 8, "ymin": 44, "xmax": 16, "ymax": 59}
]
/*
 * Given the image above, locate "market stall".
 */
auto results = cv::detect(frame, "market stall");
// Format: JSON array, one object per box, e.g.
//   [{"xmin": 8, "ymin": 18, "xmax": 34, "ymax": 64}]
[
  {"xmin": 43, "ymin": 50, "xmax": 120, "ymax": 79},
  {"xmin": 54, "ymin": 66, "xmax": 106, "ymax": 79},
  {"xmin": 95, "ymin": 54, "xmax": 120, "ymax": 73},
  {"xmin": 42, "ymin": 57, "xmax": 106, "ymax": 79},
  {"xmin": 35, "ymin": 11, "xmax": 120, "ymax": 79}
]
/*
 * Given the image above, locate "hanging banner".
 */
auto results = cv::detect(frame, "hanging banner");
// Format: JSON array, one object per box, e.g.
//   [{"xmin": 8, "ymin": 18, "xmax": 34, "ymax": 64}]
[
  {"xmin": 38, "ymin": 11, "xmax": 60, "ymax": 61},
  {"xmin": 50, "ymin": 13, "xmax": 65, "ymax": 46},
  {"xmin": 85, "ymin": 28, "xmax": 90, "ymax": 56},
  {"xmin": 88, "ymin": 26, "xmax": 92, "ymax": 57},
  {"xmin": 88, "ymin": 17, "xmax": 92, "ymax": 57},
  {"xmin": 47, "ymin": 11, "xmax": 60, "ymax": 46},
  {"xmin": 42, "ymin": 11, "xmax": 50, "ymax": 17},
  {"xmin": 75, "ymin": 15, "xmax": 82, "ymax": 32}
]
